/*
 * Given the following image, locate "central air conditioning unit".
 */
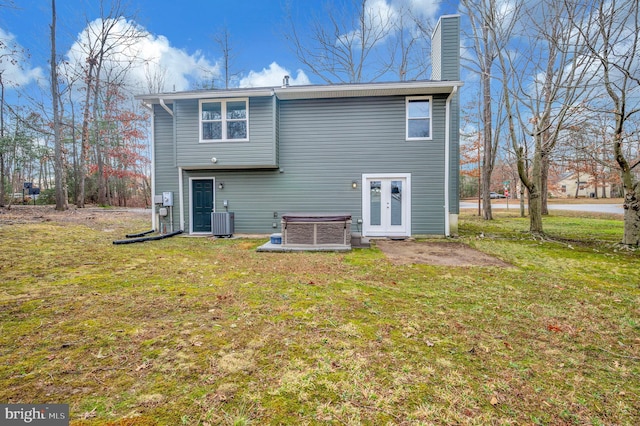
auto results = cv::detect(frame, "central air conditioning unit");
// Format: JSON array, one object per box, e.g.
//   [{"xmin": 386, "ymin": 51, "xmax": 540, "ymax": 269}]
[{"xmin": 211, "ymin": 212, "xmax": 234, "ymax": 237}]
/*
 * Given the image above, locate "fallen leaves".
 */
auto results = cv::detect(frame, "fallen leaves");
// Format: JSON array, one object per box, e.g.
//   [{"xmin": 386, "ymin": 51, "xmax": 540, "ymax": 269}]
[{"xmin": 547, "ymin": 324, "xmax": 563, "ymax": 333}]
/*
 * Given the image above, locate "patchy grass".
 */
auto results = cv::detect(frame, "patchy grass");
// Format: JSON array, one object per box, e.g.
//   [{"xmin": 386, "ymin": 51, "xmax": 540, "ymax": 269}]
[{"xmin": 0, "ymin": 208, "xmax": 638, "ymax": 425}]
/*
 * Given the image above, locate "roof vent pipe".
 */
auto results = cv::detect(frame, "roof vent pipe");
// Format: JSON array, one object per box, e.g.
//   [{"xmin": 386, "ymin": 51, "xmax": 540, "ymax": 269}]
[{"xmin": 282, "ymin": 75, "xmax": 290, "ymax": 88}]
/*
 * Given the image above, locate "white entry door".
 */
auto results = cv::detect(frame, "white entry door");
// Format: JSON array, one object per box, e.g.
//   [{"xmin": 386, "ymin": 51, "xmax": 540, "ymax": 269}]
[{"xmin": 362, "ymin": 174, "xmax": 411, "ymax": 237}]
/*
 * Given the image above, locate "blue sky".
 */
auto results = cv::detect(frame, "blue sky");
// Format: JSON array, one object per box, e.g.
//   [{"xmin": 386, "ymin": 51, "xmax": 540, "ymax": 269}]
[{"xmin": 1, "ymin": 0, "xmax": 457, "ymax": 100}]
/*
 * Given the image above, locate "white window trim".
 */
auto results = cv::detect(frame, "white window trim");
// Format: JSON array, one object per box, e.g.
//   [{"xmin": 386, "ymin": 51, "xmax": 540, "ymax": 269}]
[
  {"xmin": 199, "ymin": 98, "xmax": 249, "ymax": 143},
  {"xmin": 405, "ymin": 96, "xmax": 432, "ymax": 141}
]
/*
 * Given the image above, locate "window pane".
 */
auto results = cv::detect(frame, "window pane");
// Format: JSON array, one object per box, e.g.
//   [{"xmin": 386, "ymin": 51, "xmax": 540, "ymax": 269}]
[
  {"xmin": 227, "ymin": 121, "xmax": 247, "ymax": 139},
  {"xmin": 227, "ymin": 101, "xmax": 247, "ymax": 119},
  {"xmin": 391, "ymin": 180, "xmax": 402, "ymax": 226},
  {"xmin": 408, "ymin": 100, "xmax": 430, "ymax": 118},
  {"xmin": 203, "ymin": 122, "xmax": 222, "ymax": 140},
  {"xmin": 370, "ymin": 181, "xmax": 381, "ymax": 226},
  {"xmin": 408, "ymin": 119, "xmax": 430, "ymax": 138},
  {"xmin": 202, "ymin": 102, "xmax": 222, "ymax": 120}
]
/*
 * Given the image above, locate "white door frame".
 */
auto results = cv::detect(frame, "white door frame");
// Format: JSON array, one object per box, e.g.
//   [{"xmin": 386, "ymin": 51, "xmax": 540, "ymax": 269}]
[
  {"xmin": 189, "ymin": 176, "xmax": 216, "ymax": 234},
  {"xmin": 362, "ymin": 173, "xmax": 411, "ymax": 237}
]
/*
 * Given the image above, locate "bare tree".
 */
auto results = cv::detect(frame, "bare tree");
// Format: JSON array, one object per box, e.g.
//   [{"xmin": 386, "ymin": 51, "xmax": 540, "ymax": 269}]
[
  {"xmin": 50, "ymin": 0, "xmax": 68, "ymax": 210},
  {"xmin": 284, "ymin": 0, "xmax": 395, "ymax": 83},
  {"xmin": 0, "ymin": 30, "xmax": 23, "ymax": 207},
  {"xmin": 497, "ymin": 0, "xmax": 594, "ymax": 234},
  {"xmin": 384, "ymin": 6, "xmax": 431, "ymax": 81},
  {"xmin": 71, "ymin": 0, "xmax": 144, "ymax": 207},
  {"xmin": 213, "ymin": 24, "xmax": 240, "ymax": 89},
  {"xmin": 460, "ymin": 0, "xmax": 515, "ymax": 220},
  {"xmin": 567, "ymin": 0, "xmax": 640, "ymax": 245}
]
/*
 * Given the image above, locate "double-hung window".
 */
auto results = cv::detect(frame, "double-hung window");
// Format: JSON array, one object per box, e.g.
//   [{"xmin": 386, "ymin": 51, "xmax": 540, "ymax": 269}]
[
  {"xmin": 200, "ymin": 99, "xmax": 248, "ymax": 142},
  {"xmin": 406, "ymin": 96, "xmax": 432, "ymax": 140}
]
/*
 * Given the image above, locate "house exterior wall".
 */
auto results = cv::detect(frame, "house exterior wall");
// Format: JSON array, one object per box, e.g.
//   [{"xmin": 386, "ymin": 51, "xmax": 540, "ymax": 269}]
[
  {"xmin": 153, "ymin": 104, "xmax": 179, "ymax": 212},
  {"xmin": 554, "ymin": 174, "xmax": 612, "ymax": 198},
  {"xmin": 148, "ymin": 14, "xmax": 461, "ymax": 236},
  {"xmin": 173, "ymin": 96, "xmax": 277, "ymax": 168},
  {"xmin": 433, "ymin": 15, "xmax": 460, "ymax": 225},
  {"xmin": 155, "ymin": 93, "xmax": 454, "ymax": 235}
]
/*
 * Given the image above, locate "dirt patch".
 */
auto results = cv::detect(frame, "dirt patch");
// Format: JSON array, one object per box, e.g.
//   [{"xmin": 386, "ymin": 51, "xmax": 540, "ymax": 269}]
[
  {"xmin": 0, "ymin": 205, "xmax": 148, "ymax": 229},
  {"xmin": 375, "ymin": 240, "xmax": 511, "ymax": 267}
]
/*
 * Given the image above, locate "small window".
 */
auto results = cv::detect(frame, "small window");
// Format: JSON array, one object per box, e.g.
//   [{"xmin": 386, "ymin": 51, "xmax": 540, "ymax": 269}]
[
  {"xmin": 200, "ymin": 99, "xmax": 248, "ymax": 142},
  {"xmin": 406, "ymin": 96, "xmax": 432, "ymax": 140}
]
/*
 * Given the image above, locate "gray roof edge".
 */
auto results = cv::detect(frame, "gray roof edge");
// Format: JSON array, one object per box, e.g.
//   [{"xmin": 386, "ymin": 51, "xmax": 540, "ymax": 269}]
[{"xmin": 135, "ymin": 80, "xmax": 463, "ymax": 103}]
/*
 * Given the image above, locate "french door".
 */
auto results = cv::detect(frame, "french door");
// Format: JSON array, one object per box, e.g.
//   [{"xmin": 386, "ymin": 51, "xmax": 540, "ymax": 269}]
[{"xmin": 362, "ymin": 174, "xmax": 411, "ymax": 237}]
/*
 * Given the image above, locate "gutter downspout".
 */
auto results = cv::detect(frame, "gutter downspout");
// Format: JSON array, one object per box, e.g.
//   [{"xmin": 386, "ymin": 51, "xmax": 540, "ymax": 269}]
[
  {"xmin": 178, "ymin": 167, "xmax": 185, "ymax": 232},
  {"xmin": 159, "ymin": 98, "xmax": 173, "ymax": 117},
  {"xmin": 444, "ymin": 86, "xmax": 458, "ymax": 237}
]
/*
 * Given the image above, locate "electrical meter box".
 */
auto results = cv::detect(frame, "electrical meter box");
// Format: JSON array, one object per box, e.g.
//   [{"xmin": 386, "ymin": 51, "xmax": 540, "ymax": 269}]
[{"xmin": 162, "ymin": 192, "xmax": 173, "ymax": 207}]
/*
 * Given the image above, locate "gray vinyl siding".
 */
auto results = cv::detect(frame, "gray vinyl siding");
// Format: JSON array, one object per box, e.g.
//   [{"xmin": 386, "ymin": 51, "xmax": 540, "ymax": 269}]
[
  {"xmin": 432, "ymin": 16, "xmax": 460, "ymax": 81},
  {"xmin": 173, "ymin": 95, "xmax": 450, "ymax": 235},
  {"xmin": 174, "ymin": 96, "xmax": 277, "ymax": 168},
  {"xmin": 449, "ymin": 93, "xmax": 460, "ymax": 214},
  {"xmin": 153, "ymin": 104, "xmax": 179, "ymax": 213}
]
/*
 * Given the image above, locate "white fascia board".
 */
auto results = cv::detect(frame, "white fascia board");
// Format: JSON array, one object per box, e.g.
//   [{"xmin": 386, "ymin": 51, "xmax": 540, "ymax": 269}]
[
  {"xmin": 136, "ymin": 81, "xmax": 463, "ymax": 103},
  {"xmin": 136, "ymin": 89, "xmax": 274, "ymax": 103}
]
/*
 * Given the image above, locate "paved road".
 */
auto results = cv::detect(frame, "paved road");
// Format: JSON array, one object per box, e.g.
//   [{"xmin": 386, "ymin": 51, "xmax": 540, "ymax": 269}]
[{"xmin": 460, "ymin": 201, "xmax": 624, "ymax": 215}]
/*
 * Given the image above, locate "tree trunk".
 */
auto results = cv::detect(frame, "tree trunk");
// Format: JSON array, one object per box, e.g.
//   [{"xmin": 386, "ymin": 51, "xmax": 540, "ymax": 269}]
[
  {"xmin": 540, "ymin": 150, "xmax": 550, "ymax": 215},
  {"xmin": 0, "ymin": 152, "xmax": 4, "ymax": 207},
  {"xmin": 77, "ymin": 74, "xmax": 93, "ymax": 208},
  {"xmin": 615, "ymin": 122, "xmax": 640, "ymax": 246},
  {"xmin": 520, "ymin": 182, "xmax": 525, "ymax": 217},
  {"xmin": 70, "ymin": 98, "xmax": 78, "ymax": 203},
  {"xmin": 51, "ymin": 0, "xmax": 67, "ymax": 211},
  {"xmin": 529, "ymin": 149, "xmax": 544, "ymax": 234},
  {"xmin": 0, "ymin": 74, "xmax": 5, "ymax": 207},
  {"xmin": 622, "ymin": 190, "xmax": 640, "ymax": 246},
  {"xmin": 481, "ymin": 35, "xmax": 494, "ymax": 221}
]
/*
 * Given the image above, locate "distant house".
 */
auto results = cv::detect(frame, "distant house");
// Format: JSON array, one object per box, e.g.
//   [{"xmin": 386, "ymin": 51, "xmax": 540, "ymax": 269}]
[
  {"xmin": 137, "ymin": 15, "xmax": 462, "ymax": 238},
  {"xmin": 551, "ymin": 172, "xmax": 611, "ymax": 198}
]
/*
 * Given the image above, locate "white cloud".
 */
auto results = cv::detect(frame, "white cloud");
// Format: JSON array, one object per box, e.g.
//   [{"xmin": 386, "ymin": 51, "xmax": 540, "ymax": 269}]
[
  {"xmin": 239, "ymin": 62, "xmax": 310, "ymax": 88},
  {"xmin": 339, "ymin": 0, "xmax": 441, "ymax": 47},
  {"xmin": 403, "ymin": 0, "xmax": 440, "ymax": 19},
  {"xmin": 62, "ymin": 18, "xmax": 220, "ymax": 94},
  {"xmin": 0, "ymin": 27, "xmax": 44, "ymax": 88}
]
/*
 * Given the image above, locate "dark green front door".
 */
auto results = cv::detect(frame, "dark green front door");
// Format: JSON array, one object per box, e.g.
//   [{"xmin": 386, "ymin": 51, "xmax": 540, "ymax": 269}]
[{"xmin": 192, "ymin": 179, "xmax": 214, "ymax": 233}]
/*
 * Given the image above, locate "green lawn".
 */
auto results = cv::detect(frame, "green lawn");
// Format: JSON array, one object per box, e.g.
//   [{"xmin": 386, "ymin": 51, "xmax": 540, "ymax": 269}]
[{"xmin": 1, "ymin": 209, "xmax": 638, "ymax": 425}]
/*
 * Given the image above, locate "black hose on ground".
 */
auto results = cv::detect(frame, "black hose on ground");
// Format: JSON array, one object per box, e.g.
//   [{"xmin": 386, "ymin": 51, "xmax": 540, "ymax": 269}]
[
  {"xmin": 113, "ymin": 230, "xmax": 183, "ymax": 245},
  {"xmin": 125, "ymin": 229, "xmax": 156, "ymax": 238}
]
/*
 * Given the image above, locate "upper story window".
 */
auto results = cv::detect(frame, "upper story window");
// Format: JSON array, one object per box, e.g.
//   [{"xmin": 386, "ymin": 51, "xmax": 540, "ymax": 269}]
[
  {"xmin": 406, "ymin": 96, "xmax": 432, "ymax": 140},
  {"xmin": 200, "ymin": 99, "xmax": 248, "ymax": 142}
]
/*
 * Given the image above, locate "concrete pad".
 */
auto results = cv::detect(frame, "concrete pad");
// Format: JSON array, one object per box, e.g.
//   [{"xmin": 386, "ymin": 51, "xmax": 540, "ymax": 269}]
[{"xmin": 256, "ymin": 242, "xmax": 351, "ymax": 252}]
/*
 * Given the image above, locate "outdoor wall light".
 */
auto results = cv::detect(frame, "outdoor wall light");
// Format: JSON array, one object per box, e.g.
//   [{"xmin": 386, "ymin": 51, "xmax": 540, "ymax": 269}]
[
  {"xmin": 218, "ymin": 182, "xmax": 224, "ymax": 190},
  {"xmin": 352, "ymin": 181, "xmax": 358, "ymax": 189}
]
